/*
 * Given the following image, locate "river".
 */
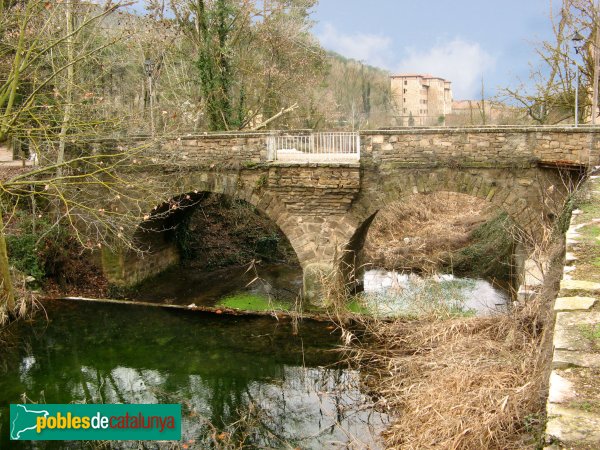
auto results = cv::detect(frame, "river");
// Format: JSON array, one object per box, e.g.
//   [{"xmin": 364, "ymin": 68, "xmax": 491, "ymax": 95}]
[
  {"xmin": 132, "ymin": 263, "xmax": 509, "ymax": 317},
  {"xmin": 1, "ymin": 259, "xmax": 512, "ymax": 447},
  {"xmin": 0, "ymin": 300, "xmax": 387, "ymax": 448}
]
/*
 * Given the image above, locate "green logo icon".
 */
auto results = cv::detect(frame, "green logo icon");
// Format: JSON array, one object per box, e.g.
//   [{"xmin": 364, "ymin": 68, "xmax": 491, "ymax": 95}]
[
  {"xmin": 11, "ymin": 404, "xmax": 50, "ymax": 440},
  {"xmin": 10, "ymin": 404, "xmax": 181, "ymax": 441}
]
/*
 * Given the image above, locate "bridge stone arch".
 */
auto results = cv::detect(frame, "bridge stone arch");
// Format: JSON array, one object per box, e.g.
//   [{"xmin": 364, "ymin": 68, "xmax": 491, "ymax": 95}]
[
  {"xmin": 351, "ymin": 167, "xmax": 560, "ymax": 233},
  {"xmin": 100, "ymin": 165, "xmax": 570, "ymax": 302},
  {"xmin": 335, "ymin": 166, "xmax": 568, "ymax": 290},
  {"xmin": 100, "ymin": 168, "xmax": 359, "ymax": 288},
  {"xmin": 97, "ymin": 127, "xmax": 595, "ymax": 303}
]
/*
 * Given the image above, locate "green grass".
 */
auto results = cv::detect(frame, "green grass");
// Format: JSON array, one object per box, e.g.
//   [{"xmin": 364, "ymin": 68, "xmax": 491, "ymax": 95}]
[
  {"xmin": 569, "ymin": 400, "xmax": 600, "ymax": 414},
  {"xmin": 450, "ymin": 213, "xmax": 514, "ymax": 280},
  {"xmin": 579, "ymin": 324, "xmax": 600, "ymax": 344},
  {"xmin": 346, "ymin": 298, "xmax": 371, "ymax": 315},
  {"xmin": 447, "ymin": 305, "xmax": 478, "ymax": 318},
  {"xmin": 218, "ymin": 293, "xmax": 376, "ymax": 316},
  {"xmin": 581, "ymin": 224, "xmax": 600, "ymax": 239},
  {"xmin": 577, "ymin": 198, "xmax": 600, "ymax": 219},
  {"xmin": 217, "ymin": 293, "xmax": 289, "ymax": 312}
]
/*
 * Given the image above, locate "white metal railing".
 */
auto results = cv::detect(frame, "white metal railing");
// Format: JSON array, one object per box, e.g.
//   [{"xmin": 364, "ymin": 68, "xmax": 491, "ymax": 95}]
[{"xmin": 267, "ymin": 132, "xmax": 360, "ymax": 162}]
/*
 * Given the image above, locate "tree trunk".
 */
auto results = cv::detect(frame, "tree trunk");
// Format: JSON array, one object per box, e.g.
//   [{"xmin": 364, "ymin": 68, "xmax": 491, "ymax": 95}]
[
  {"xmin": 592, "ymin": 2, "xmax": 600, "ymax": 125},
  {"xmin": 56, "ymin": 0, "xmax": 75, "ymax": 176},
  {"xmin": 0, "ymin": 14, "xmax": 27, "ymax": 142},
  {"xmin": 0, "ymin": 209, "xmax": 15, "ymax": 313}
]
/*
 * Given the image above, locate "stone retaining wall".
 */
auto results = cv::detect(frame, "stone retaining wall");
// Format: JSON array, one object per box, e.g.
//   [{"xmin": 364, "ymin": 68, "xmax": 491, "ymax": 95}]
[{"xmin": 544, "ymin": 176, "xmax": 600, "ymax": 449}]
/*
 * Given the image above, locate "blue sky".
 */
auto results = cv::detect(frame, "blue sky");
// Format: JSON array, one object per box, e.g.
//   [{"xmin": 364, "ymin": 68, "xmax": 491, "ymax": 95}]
[{"xmin": 312, "ymin": 0, "xmax": 559, "ymax": 99}]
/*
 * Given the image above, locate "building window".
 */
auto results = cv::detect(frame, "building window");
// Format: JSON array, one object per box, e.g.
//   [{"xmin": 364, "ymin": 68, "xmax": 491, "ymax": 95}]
[
  {"xmin": 403, "ymin": 89, "xmax": 407, "ymax": 93},
  {"xmin": 404, "ymin": 80, "xmax": 407, "ymax": 85},
  {"xmin": 403, "ymin": 108, "xmax": 407, "ymax": 113}
]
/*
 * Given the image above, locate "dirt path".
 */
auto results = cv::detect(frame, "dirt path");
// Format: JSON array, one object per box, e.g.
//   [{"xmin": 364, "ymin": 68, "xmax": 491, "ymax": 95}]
[{"xmin": 0, "ymin": 144, "xmax": 34, "ymax": 168}]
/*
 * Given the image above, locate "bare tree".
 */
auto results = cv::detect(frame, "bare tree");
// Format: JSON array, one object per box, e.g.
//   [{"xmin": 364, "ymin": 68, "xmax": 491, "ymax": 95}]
[
  {"xmin": 501, "ymin": 0, "xmax": 600, "ymax": 124},
  {"xmin": 168, "ymin": 0, "xmax": 325, "ymax": 131},
  {"xmin": 0, "ymin": 1, "xmax": 176, "ymax": 320}
]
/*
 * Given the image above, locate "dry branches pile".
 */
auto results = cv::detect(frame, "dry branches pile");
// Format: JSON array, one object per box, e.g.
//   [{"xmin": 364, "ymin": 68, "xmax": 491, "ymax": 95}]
[
  {"xmin": 362, "ymin": 192, "xmax": 492, "ymax": 273},
  {"xmin": 349, "ymin": 304, "xmax": 550, "ymax": 449},
  {"xmin": 347, "ymin": 293, "xmax": 555, "ymax": 450}
]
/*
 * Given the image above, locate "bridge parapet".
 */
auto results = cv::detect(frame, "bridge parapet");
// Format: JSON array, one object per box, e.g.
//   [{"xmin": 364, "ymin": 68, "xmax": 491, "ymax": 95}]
[
  {"xmin": 156, "ymin": 131, "xmax": 361, "ymax": 166},
  {"xmin": 145, "ymin": 127, "xmax": 600, "ymax": 170},
  {"xmin": 267, "ymin": 131, "xmax": 360, "ymax": 163},
  {"xmin": 158, "ymin": 132, "xmax": 269, "ymax": 167},
  {"xmin": 361, "ymin": 127, "xmax": 600, "ymax": 169}
]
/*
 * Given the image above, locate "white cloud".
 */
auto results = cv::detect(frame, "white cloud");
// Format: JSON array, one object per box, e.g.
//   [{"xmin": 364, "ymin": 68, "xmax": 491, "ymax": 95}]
[
  {"xmin": 396, "ymin": 39, "xmax": 496, "ymax": 99},
  {"xmin": 316, "ymin": 25, "xmax": 495, "ymax": 100},
  {"xmin": 317, "ymin": 23, "xmax": 393, "ymax": 68}
]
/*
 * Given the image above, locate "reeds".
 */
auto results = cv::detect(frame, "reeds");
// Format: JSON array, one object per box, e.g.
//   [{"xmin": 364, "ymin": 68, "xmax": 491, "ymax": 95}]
[{"xmin": 345, "ymin": 291, "xmax": 555, "ymax": 450}]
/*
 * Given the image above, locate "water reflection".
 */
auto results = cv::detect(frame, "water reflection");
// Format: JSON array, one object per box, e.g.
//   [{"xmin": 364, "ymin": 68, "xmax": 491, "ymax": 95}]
[
  {"xmin": 0, "ymin": 300, "xmax": 386, "ymax": 449},
  {"xmin": 133, "ymin": 263, "xmax": 303, "ymax": 308},
  {"xmin": 362, "ymin": 269, "xmax": 509, "ymax": 317}
]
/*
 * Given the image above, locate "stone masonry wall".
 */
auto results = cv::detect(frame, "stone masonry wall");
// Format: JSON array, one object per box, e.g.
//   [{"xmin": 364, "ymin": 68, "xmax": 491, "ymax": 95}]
[
  {"xmin": 266, "ymin": 164, "xmax": 361, "ymax": 215},
  {"xmin": 361, "ymin": 128, "xmax": 600, "ymax": 168},
  {"xmin": 101, "ymin": 241, "xmax": 179, "ymax": 287},
  {"xmin": 96, "ymin": 128, "xmax": 600, "ymax": 170},
  {"xmin": 544, "ymin": 177, "xmax": 600, "ymax": 449},
  {"xmin": 158, "ymin": 133, "xmax": 269, "ymax": 167},
  {"xmin": 97, "ymin": 128, "xmax": 597, "ymax": 289}
]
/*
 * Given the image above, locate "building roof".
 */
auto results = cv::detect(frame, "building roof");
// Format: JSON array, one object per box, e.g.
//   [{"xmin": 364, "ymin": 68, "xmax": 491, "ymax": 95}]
[{"xmin": 391, "ymin": 74, "xmax": 451, "ymax": 83}]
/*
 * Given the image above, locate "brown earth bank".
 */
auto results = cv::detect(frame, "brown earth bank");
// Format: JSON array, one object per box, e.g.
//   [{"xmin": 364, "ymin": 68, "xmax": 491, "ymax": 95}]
[
  {"xmin": 0, "ymin": 166, "xmax": 31, "ymax": 181},
  {"xmin": 172, "ymin": 193, "xmax": 298, "ymax": 270},
  {"xmin": 4, "ymin": 218, "xmax": 109, "ymax": 298}
]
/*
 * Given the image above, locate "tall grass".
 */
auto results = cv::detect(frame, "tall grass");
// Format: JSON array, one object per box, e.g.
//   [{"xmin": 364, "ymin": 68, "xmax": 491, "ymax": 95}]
[
  {"xmin": 0, "ymin": 274, "xmax": 43, "ymax": 326},
  {"xmin": 341, "ymin": 239, "xmax": 565, "ymax": 450}
]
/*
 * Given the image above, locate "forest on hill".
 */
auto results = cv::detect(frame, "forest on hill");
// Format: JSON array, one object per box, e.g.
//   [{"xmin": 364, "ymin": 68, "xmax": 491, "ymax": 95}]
[{"xmin": 1, "ymin": 0, "xmax": 393, "ymax": 144}]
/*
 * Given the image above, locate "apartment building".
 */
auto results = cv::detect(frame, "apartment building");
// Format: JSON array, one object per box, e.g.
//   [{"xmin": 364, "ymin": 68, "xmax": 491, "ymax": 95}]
[{"xmin": 390, "ymin": 74, "xmax": 453, "ymax": 126}]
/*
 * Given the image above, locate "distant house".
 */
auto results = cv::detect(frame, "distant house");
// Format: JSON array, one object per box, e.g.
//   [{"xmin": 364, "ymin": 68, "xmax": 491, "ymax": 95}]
[
  {"xmin": 447, "ymin": 99, "xmax": 522, "ymax": 126},
  {"xmin": 390, "ymin": 74, "xmax": 453, "ymax": 126}
]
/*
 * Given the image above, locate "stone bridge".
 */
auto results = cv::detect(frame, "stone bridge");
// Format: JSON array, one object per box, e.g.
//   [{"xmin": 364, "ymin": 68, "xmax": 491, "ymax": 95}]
[{"xmin": 100, "ymin": 127, "xmax": 600, "ymax": 300}]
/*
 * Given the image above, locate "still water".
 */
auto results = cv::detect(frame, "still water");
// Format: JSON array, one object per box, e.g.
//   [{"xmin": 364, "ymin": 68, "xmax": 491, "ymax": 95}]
[
  {"xmin": 133, "ymin": 263, "xmax": 303, "ymax": 308},
  {"xmin": 0, "ymin": 300, "xmax": 387, "ymax": 448},
  {"xmin": 362, "ymin": 270, "xmax": 509, "ymax": 317},
  {"xmin": 133, "ymin": 263, "xmax": 509, "ymax": 318},
  {"xmin": 134, "ymin": 264, "xmax": 510, "ymax": 316}
]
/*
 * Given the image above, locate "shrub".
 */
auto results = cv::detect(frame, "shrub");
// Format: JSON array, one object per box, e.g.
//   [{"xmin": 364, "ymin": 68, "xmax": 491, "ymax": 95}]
[{"xmin": 6, "ymin": 232, "xmax": 45, "ymax": 280}]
